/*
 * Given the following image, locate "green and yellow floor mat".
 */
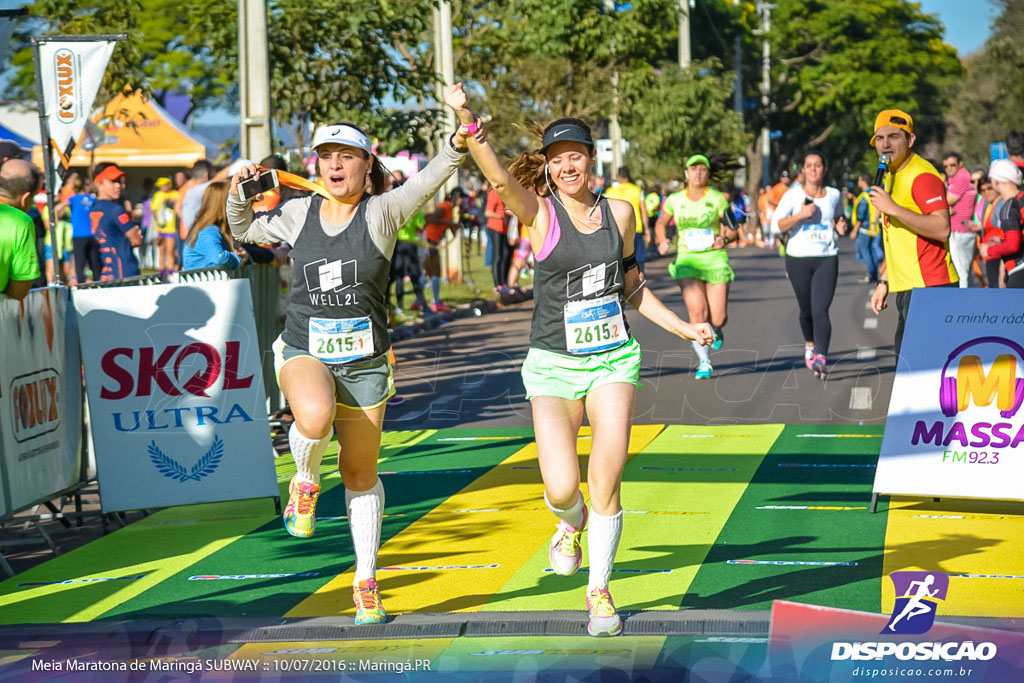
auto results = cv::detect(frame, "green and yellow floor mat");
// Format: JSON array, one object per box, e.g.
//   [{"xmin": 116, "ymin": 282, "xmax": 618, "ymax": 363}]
[{"xmin": 2, "ymin": 423, "xmax": 1022, "ymax": 673}]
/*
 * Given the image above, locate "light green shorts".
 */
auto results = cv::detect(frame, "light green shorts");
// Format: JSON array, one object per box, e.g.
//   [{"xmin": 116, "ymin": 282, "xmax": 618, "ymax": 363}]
[
  {"xmin": 521, "ymin": 336, "xmax": 642, "ymax": 401},
  {"xmin": 668, "ymin": 248, "xmax": 735, "ymax": 284},
  {"xmin": 272, "ymin": 335, "xmax": 395, "ymax": 410}
]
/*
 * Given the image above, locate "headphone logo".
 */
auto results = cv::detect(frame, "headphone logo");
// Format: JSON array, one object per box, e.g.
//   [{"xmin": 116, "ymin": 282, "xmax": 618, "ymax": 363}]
[{"xmin": 939, "ymin": 337, "xmax": 1024, "ymax": 419}]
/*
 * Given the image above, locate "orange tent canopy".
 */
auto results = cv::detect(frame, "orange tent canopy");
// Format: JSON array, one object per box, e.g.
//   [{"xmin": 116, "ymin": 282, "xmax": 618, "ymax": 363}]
[{"xmin": 32, "ymin": 92, "xmax": 213, "ymax": 169}]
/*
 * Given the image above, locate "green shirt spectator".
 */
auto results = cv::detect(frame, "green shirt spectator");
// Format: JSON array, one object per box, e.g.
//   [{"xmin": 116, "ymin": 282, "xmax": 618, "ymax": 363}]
[
  {"xmin": 0, "ymin": 202, "xmax": 41, "ymax": 299},
  {"xmin": 397, "ymin": 210, "xmax": 425, "ymax": 243}
]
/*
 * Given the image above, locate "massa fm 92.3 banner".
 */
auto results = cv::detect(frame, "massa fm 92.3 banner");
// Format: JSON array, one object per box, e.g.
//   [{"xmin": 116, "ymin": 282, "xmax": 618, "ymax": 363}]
[
  {"xmin": 74, "ymin": 280, "xmax": 278, "ymax": 512},
  {"xmin": 875, "ymin": 289, "xmax": 1024, "ymax": 502}
]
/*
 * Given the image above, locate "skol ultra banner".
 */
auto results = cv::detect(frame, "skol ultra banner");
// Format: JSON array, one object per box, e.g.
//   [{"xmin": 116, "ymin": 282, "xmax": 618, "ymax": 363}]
[
  {"xmin": 36, "ymin": 38, "xmax": 117, "ymax": 183},
  {"xmin": 0, "ymin": 288, "xmax": 82, "ymax": 517},
  {"xmin": 73, "ymin": 280, "xmax": 277, "ymax": 512},
  {"xmin": 874, "ymin": 289, "xmax": 1024, "ymax": 501}
]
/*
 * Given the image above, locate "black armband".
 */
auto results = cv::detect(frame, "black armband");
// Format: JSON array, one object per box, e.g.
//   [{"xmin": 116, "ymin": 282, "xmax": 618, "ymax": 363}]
[
  {"xmin": 623, "ymin": 253, "xmax": 638, "ymax": 271},
  {"xmin": 722, "ymin": 209, "xmax": 739, "ymax": 233}
]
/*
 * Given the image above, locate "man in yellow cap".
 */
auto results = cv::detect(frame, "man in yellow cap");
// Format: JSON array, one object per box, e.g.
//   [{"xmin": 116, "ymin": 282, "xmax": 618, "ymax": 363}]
[
  {"xmin": 151, "ymin": 175, "xmax": 180, "ymax": 278},
  {"xmin": 867, "ymin": 109, "xmax": 957, "ymax": 354}
]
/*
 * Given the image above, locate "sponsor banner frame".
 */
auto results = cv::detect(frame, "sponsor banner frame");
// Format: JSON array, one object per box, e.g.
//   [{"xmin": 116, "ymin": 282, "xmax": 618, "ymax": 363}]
[
  {"xmin": 74, "ymin": 280, "xmax": 277, "ymax": 512},
  {"xmin": 0, "ymin": 288, "xmax": 83, "ymax": 517},
  {"xmin": 875, "ymin": 289, "xmax": 1024, "ymax": 501}
]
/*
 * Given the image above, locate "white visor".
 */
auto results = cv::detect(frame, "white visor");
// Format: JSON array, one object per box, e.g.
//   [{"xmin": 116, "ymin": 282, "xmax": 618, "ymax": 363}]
[{"xmin": 312, "ymin": 124, "xmax": 373, "ymax": 156}]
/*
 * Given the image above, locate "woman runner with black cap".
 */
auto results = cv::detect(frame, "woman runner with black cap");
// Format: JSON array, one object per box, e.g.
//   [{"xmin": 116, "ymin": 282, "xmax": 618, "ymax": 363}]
[
  {"xmin": 227, "ymin": 87, "xmax": 475, "ymax": 626},
  {"xmin": 446, "ymin": 84, "xmax": 713, "ymax": 637}
]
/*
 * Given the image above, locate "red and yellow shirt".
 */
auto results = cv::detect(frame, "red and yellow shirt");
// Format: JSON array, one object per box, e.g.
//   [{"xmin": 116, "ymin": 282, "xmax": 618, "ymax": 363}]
[{"xmin": 881, "ymin": 154, "xmax": 957, "ymax": 292}]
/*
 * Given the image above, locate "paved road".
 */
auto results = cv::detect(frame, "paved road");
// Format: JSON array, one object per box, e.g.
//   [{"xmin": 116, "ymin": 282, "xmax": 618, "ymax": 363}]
[{"xmin": 385, "ymin": 245, "xmax": 899, "ymax": 430}]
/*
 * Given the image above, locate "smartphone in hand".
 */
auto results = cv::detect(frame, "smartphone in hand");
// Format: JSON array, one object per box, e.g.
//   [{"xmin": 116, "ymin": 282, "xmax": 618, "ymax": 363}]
[{"xmin": 238, "ymin": 170, "xmax": 280, "ymax": 201}]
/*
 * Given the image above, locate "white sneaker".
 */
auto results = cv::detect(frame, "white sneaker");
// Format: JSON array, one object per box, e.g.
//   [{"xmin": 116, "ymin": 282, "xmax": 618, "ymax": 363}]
[{"xmin": 548, "ymin": 505, "xmax": 587, "ymax": 576}]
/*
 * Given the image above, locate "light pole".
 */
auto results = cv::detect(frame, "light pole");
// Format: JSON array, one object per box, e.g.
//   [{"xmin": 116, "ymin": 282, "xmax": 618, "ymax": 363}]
[
  {"xmin": 757, "ymin": 2, "xmax": 773, "ymax": 186},
  {"xmin": 678, "ymin": 0, "xmax": 691, "ymax": 69},
  {"xmin": 238, "ymin": 0, "xmax": 272, "ymax": 161}
]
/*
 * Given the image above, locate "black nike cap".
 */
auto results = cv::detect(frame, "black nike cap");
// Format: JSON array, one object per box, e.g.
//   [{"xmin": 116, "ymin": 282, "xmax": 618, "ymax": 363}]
[{"xmin": 541, "ymin": 123, "xmax": 594, "ymax": 155}]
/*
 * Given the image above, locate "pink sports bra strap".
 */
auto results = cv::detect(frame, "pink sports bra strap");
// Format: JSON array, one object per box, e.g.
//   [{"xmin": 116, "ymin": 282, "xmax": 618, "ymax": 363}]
[{"xmin": 535, "ymin": 197, "xmax": 561, "ymax": 262}]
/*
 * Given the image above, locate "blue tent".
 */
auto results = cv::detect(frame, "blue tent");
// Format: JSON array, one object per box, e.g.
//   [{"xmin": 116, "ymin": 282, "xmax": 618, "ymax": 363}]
[{"xmin": 0, "ymin": 123, "xmax": 35, "ymax": 152}]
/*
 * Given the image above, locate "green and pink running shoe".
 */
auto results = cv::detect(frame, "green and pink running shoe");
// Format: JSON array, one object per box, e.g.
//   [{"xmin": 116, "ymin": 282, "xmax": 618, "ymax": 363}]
[
  {"xmin": 283, "ymin": 476, "xmax": 320, "ymax": 538},
  {"xmin": 353, "ymin": 578, "xmax": 387, "ymax": 625},
  {"xmin": 586, "ymin": 586, "xmax": 622, "ymax": 637}
]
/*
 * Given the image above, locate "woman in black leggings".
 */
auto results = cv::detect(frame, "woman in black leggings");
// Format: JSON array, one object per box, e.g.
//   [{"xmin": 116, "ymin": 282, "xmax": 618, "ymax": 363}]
[{"xmin": 771, "ymin": 152, "xmax": 849, "ymax": 377}]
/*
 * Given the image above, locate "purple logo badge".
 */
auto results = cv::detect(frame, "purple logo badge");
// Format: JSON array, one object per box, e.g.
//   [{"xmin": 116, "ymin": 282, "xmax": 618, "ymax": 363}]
[{"xmin": 882, "ymin": 571, "xmax": 948, "ymax": 634}]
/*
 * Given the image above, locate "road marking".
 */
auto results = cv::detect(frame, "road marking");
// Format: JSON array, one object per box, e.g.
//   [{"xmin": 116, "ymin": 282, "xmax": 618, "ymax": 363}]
[
  {"xmin": 728, "ymin": 559, "xmax": 858, "ymax": 567},
  {"xmin": 857, "ymin": 347, "xmax": 876, "ymax": 361},
  {"xmin": 756, "ymin": 505, "xmax": 867, "ymax": 511},
  {"xmin": 950, "ymin": 574, "xmax": 1024, "ymax": 580},
  {"xmin": 642, "ymin": 466, "xmax": 738, "ymax": 472},
  {"xmin": 863, "ymin": 317, "xmax": 878, "ymax": 329},
  {"xmin": 849, "ymin": 387, "xmax": 873, "ymax": 410},
  {"xmin": 865, "ymin": 299, "xmax": 873, "ymax": 310},
  {"xmin": 542, "ymin": 568, "xmax": 673, "ymax": 574},
  {"xmin": 777, "ymin": 463, "xmax": 873, "ymax": 468}
]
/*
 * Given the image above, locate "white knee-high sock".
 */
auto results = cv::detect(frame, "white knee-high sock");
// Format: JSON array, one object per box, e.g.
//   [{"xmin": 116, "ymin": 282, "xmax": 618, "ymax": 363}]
[
  {"xmin": 545, "ymin": 490, "xmax": 585, "ymax": 529},
  {"xmin": 692, "ymin": 340, "xmax": 710, "ymax": 363},
  {"xmin": 587, "ymin": 509, "xmax": 623, "ymax": 591},
  {"xmin": 289, "ymin": 423, "xmax": 332, "ymax": 485},
  {"xmin": 346, "ymin": 478, "xmax": 385, "ymax": 584}
]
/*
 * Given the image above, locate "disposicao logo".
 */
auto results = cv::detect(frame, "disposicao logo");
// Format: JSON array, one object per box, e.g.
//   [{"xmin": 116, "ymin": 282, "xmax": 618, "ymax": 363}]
[
  {"xmin": 882, "ymin": 571, "xmax": 948, "ymax": 635},
  {"xmin": 830, "ymin": 572, "xmax": 998, "ymax": 663}
]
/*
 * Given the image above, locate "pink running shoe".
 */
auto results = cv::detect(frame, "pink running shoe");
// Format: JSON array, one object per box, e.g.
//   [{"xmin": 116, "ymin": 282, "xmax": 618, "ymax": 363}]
[{"xmin": 549, "ymin": 505, "xmax": 588, "ymax": 576}]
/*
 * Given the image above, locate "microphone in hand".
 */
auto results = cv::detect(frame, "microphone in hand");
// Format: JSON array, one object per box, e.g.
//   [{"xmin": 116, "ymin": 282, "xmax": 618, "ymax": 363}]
[{"xmin": 874, "ymin": 153, "xmax": 891, "ymax": 187}]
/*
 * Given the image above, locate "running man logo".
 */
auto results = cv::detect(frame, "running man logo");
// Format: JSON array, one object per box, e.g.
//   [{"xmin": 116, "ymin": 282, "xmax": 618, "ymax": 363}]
[
  {"xmin": 939, "ymin": 338, "xmax": 1024, "ymax": 419},
  {"xmin": 304, "ymin": 258, "xmax": 359, "ymax": 293},
  {"xmin": 566, "ymin": 262, "xmax": 619, "ymax": 299},
  {"xmin": 882, "ymin": 571, "xmax": 948, "ymax": 635}
]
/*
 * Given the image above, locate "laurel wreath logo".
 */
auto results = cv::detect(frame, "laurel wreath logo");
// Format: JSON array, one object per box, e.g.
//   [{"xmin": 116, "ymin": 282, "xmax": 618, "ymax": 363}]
[{"xmin": 148, "ymin": 437, "xmax": 224, "ymax": 482}]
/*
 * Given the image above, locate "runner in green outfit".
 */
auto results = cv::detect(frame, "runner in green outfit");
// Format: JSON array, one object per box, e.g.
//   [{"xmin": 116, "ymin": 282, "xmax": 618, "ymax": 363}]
[{"xmin": 654, "ymin": 154, "xmax": 738, "ymax": 379}]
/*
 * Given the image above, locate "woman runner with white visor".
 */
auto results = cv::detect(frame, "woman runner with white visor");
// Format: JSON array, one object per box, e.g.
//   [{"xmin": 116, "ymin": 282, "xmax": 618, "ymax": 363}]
[
  {"xmin": 445, "ymin": 83, "xmax": 713, "ymax": 637},
  {"xmin": 227, "ymin": 88, "xmax": 475, "ymax": 625}
]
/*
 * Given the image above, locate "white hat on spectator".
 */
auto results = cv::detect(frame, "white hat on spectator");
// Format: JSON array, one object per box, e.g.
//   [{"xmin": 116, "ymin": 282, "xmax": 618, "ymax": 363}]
[{"xmin": 989, "ymin": 158, "xmax": 1022, "ymax": 186}]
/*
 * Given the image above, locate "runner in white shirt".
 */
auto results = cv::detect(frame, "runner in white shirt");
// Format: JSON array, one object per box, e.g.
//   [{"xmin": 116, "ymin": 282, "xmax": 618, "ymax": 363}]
[{"xmin": 771, "ymin": 152, "xmax": 849, "ymax": 378}]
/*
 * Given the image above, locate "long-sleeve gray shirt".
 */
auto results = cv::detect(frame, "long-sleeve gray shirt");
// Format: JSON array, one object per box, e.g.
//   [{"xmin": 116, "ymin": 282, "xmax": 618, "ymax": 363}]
[{"xmin": 227, "ymin": 143, "xmax": 466, "ymax": 257}]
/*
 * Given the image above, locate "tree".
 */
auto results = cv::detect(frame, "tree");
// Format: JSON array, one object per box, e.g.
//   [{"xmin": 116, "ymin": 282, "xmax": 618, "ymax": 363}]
[
  {"xmin": 945, "ymin": 0, "xmax": 1024, "ymax": 165},
  {"xmin": 5, "ymin": 0, "xmax": 235, "ymax": 119},
  {"xmin": 756, "ymin": 0, "xmax": 961, "ymax": 186},
  {"xmin": 620, "ymin": 60, "xmax": 750, "ymax": 181},
  {"xmin": 5, "ymin": 0, "xmax": 443, "ymax": 155}
]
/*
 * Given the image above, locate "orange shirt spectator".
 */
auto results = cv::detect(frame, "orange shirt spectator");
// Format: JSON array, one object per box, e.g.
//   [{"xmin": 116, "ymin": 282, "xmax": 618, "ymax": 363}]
[
  {"xmin": 485, "ymin": 189, "xmax": 508, "ymax": 234},
  {"xmin": 425, "ymin": 200, "xmax": 454, "ymax": 243}
]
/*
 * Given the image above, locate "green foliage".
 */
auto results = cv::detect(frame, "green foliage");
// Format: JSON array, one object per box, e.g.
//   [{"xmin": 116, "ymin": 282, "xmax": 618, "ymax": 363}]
[
  {"xmin": 945, "ymin": 0, "xmax": 1024, "ymax": 165},
  {"xmin": 766, "ymin": 0, "xmax": 961, "ymax": 180},
  {"xmin": 620, "ymin": 59, "xmax": 750, "ymax": 181},
  {"xmin": 5, "ymin": 0, "xmax": 441, "ymax": 154}
]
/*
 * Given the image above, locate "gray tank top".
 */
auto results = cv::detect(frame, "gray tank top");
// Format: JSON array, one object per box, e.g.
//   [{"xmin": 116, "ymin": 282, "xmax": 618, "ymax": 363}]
[
  {"xmin": 283, "ymin": 195, "xmax": 391, "ymax": 363},
  {"xmin": 529, "ymin": 194, "xmax": 630, "ymax": 355}
]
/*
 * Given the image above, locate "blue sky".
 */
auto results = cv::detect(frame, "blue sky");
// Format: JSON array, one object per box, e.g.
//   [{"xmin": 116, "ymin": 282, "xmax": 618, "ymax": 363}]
[{"xmin": 920, "ymin": 0, "xmax": 1000, "ymax": 56}]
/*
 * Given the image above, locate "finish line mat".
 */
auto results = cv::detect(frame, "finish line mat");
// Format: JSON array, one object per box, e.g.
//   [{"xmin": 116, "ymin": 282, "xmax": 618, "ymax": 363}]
[{"xmin": 2, "ymin": 424, "xmax": 1023, "ymax": 628}]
